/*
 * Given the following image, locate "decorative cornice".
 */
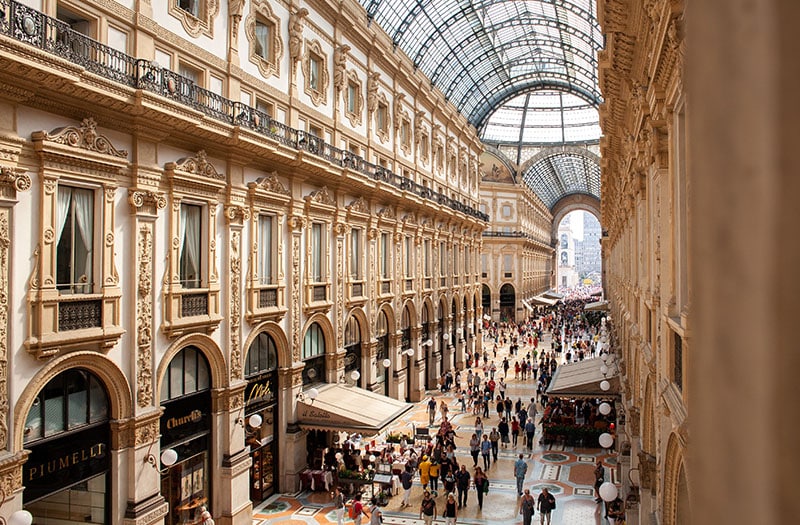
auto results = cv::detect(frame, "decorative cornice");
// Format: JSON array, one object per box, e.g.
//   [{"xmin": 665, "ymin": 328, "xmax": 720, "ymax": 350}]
[
  {"xmin": 170, "ymin": 150, "xmax": 224, "ymax": 181},
  {"xmin": 41, "ymin": 117, "xmax": 127, "ymax": 158},
  {"xmin": 128, "ymin": 189, "xmax": 167, "ymax": 214},
  {"xmin": 305, "ymin": 186, "xmax": 335, "ymax": 206},
  {"xmin": 346, "ymin": 196, "xmax": 369, "ymax": 215},
  {"xmin": 249, "ymin": 171, "xmax": 290, "ymax": 195}
]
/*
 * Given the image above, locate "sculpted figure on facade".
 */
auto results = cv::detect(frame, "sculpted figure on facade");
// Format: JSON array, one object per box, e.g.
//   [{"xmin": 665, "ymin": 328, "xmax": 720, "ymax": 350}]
[
  {"xmin": 289, "ymin": 8, "xmax": 309, "ymax": 66},
  {"xmin": 334, "ymin": 44, "xmax": 350, "ymax": 93}
]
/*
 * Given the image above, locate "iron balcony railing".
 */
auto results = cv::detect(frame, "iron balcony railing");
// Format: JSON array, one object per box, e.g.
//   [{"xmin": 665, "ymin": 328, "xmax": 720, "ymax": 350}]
[{"xmin": 0, "ymin": 0, "xmax": 488, "ymax": 222}]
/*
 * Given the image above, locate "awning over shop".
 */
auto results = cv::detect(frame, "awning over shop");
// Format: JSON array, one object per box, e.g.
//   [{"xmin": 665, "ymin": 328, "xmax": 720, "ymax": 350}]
[
  {"xmin": 530, "ymin": 295, "xmax": 558, "ymax": 306},
  {"xmin": 521, "ymin": 299, "xmax": 534, "ymax": 312},
  {"xmin": 542, "ymin": 290, "xmax": 564, "ymax": 300},
  {"xmin": 546, "ymin": 359, "xmax": 620, "ymax": 399},
  {"xmin": 296, "ymin": 384, "xmax": 413, "ymax": 434},
  {"xmin": 584, "ymin": 300, "xmax": 609, "ymax": 312}
]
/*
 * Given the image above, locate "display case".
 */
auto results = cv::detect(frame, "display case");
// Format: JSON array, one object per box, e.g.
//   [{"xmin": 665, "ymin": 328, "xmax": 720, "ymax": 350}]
[{"xmin": 250, "ymin": 444, "xmax": 275, "ymax": 503}]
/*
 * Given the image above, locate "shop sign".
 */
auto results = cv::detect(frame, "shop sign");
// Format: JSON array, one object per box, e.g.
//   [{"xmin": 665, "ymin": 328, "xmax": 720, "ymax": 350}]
[
  {"xmin": 24, "ymin": 425, "xmax": 109, "ymax": 503},
  {"xmin": 245, "ymin": 373, "xmax": 276, "ymax": 412},
  {"xmin": 161, "ymin": 391, "xmax": 211, "ymax": 448}
]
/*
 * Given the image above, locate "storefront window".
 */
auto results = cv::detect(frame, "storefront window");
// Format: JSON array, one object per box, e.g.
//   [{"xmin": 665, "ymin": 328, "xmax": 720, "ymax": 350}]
[
  {"xmin": 245, "ymin": 332, "xmax": 279, "ymax": 503},
  {"xmin": 160, "ymin": 346, "xmax": 212, "ymax": 525},
  {"xmin": 302, "ymin": 322, "xmax": 326, "ymax": 386},
  {"xmin": 23, "ymin": 369, "xmax": 110, "ymax": 523}
]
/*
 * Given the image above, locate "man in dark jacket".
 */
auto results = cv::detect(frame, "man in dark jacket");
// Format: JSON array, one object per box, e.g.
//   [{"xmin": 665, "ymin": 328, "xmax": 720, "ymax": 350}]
[{"xmin": 454, "ymin": 463, "xmax": 471, "ymax": 508}]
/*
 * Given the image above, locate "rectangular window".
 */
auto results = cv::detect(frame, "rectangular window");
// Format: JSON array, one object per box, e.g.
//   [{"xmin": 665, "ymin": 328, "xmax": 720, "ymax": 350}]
[
  {"xmin": 424, "ymin": 240, "xmax": 431, "ymax": 277},
  {"xmin": 405, "ymin": 236, "xmax": 413, "ymax": 278},
  {"xmin": 309, "ymin": 55, "xmax": 321, "ymax": 91},
  {"xmin": 674, "ymin": 331, "xmax": 683, "ymax": 391},
  {"xmin": 453, "ymin": 244, "xmax": 459, "ymax": 274},
  {"xmin": 481, "ymin": 254, "xmax": 487, "ymax": 274},
  {"xmin": 179, "ymin": 204, "xmax": 202, "ymax": 288},
  {"xmin": 350, "ymin": 228, "xmax": 362, "ymax": 280},
  {"xmin": 179, "ymin": 0, "xmax": 200, "ymax": 17},
  {"xmin": 347, "ymin": 82, "xmax": 357, "ymax": 114},
  {"xmin": 312, "ymin": 222, "xmax": 325, "ymax": 282},
  {"xmin": 256, "ymin": 99, "xmax": 274, "ymax": 118},
  {"xmin": 439, "ymin": 242, "xmax": 447, "ymax": 277},
  {"xmin": 377, "ymin": 103, "xmax": 388, "ymax": 131},
  {"xmin": 255, "ymin": 19, "xmax": 272, "ymax": 60},
  {"xmin": 401, "ymin": 120, "xmax": 410, "ymax": 148},
  {"xmin": 259, "ymin": 215, "xmax": 274, "ymax": 285},
  {"xmin": 421, "ymin": 134, "xmax": 429, "ymax": 159},
  {"xmin": 465, "ymin": 246, "xmax": 471, "ymax": 274},
  {"xmin": 502, "ymin": 254, "xmax": 513, "ymax": 272},
  {"xmin": 56, "ymin": 186, "xmax": 94, "ymax": 294},
  {"xmin": 381, "ymin": 233, "xmax": 389, "ymax": 279}
]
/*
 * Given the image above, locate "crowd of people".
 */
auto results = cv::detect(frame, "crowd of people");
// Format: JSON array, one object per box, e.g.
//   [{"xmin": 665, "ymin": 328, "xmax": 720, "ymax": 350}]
[{"xmin": 324, "ymin": 295, "xmax": 621, "ymax": 525}]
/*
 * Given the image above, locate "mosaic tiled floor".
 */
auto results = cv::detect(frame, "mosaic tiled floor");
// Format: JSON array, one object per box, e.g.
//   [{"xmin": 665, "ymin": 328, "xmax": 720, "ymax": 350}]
[{"xmin": 253, "ymin": 331, "xmax": 619, "ymax": 525}]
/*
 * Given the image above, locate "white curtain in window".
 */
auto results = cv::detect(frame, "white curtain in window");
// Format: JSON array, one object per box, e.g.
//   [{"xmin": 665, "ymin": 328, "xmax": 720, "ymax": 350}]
[
  {"xmin": 72, "ymin": 188, "xmax": 94, "ymax": 287},
  {"xmin": 56, "ymin": 188, "xmax": 71, "ymax": 244},
  {"xmin": 259, "ymin": 216, "xmax": 272, "ymax": 285},
  {"xmin": 312, "ymin": 223, "xmax": 322, "ymax": 282},
  {"xmin": 180, "ymin": 205, "xmax": 200, "ymax": 284}
]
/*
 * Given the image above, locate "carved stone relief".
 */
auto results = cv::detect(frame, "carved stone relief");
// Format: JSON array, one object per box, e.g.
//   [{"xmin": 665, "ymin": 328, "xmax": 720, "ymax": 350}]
[
  {"xmin": 230, "ymin": 230, "xmax": 243, "ymax": 380},
  {"xmin": 136, "ymin": 224, "xmax": 154, "ymax": 408}
]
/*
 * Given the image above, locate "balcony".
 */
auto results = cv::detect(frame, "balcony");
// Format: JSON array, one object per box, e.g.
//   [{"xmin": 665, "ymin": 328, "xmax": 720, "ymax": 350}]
[{"xmin": 0, "ymin": 0, "xmax": 489, "ymax": 222}]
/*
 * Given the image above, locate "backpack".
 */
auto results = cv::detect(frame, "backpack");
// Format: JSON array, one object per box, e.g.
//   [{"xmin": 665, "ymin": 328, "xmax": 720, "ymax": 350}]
[{"xmin": 349, "ymin": 502, "xmax": 360, "ymax": 519}]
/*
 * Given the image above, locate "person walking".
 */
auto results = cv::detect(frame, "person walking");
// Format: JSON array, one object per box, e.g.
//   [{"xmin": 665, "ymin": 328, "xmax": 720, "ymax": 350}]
[
  {"xmin": 419, "ymin": 455, "xmax": 432, "ymax": 491},
  {"xmin": 480, "ymin": 434, "xmax": 492, "ymax": 470},
  {"xmin": 429, "ymin": 459, "xmax": 440, "ymax": 494},
  {"xmin": 332, "ymin": 486, "xmax": 346, "ymax": 525},
  {"xmin": 525, "ymin": 418, "xmax": 536, "ymax": 451},
  {"xmin": 443, "ymin": 493, "xmax": 458, "ymax": 525},
  {"xmin": 368, "ymin": 503, "xmax": 382, "ymax": 525},
  {"xmin": 473, "ymin": 466, "xmax": 489, "ymax": 510},
  {"xmin": 400, "ymin": 466, "xmax": 413, "ymax": 508},
  {"xmin": 419, "ymin": 491, "xmax": 437, "ymax": 525},
  {"xmin": 454, "ymin": 464, "xmax": 471, "ymax": 508},
  {"xmin": 594, "ymin": 460, "xmax": 605, "ymax": 502},
  {"xmin": 474, "ymin": 416, "xmax": 484, "ymax": 440},
  {"xmin": 498, "ymin": 417, "xmax": 510, "ymax": 448},
  {"xmin": 537, "ymin": 487, "xmax": 556, "ymax": 525},
  {"xmin": 351, "ymin": 493, "xmax": 369, "ymax": 525},
  {"xmin": 511, "ymin": 416, "xmax": 521, "ymax": 448},
  {"xmin": 514, "ymin": 453, "xmax": 528, "ymax": 496},
  {"xmin": 469, "ymin": 433, "xmax": 480, "ymax": 467},
  {"xmin": 428, "ymin": 397, "xmax": 437, "ymax": 426},
  {"xmin": 520, "ymin": 488, "xmax": 536, "ymax": 525},
  {"xmin": 489, "ymin": 427, "xmax": 500, "ymax": 462}
]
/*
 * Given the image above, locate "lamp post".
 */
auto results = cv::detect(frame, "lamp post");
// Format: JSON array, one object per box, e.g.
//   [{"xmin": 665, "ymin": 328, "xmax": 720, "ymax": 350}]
[{"xmin": 382, "ymin": 358, "xmax": 391, "ymax": 396}]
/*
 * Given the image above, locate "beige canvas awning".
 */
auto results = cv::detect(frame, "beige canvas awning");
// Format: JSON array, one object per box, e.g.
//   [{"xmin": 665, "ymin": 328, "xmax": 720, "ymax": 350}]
[
  {"xmin": 530, "ymin": 295, "xmax": 558, "ymax": 306},
  {"xmin": 521, "ymin": 299, "xmax": 534, "ymax": 312},
  {"xmin": 542, "ymin": 290, "xmax": 564, "ymax": 300},
  {"xmin": 296, "ymin": 384, "xmax": 413, "ymax": 434},
  {"xmin": 584, "ymin": 300, "xmax": 609, "ymax": 312},
  {"xmin": 546, "ymin": 359, "xmax": 620, "ymax": 398}
]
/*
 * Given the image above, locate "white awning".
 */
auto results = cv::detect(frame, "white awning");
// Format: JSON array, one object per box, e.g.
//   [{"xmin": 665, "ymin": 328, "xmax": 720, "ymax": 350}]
[
  {"xmin": 542, "ymin": 290, "xmax": 564, "ymax": 300},
  {"xmin": 546, "ymin": 359, "xmax": 620, "ymax": 398},
  {"xmin": 521, "ymin": 299, "xmax": 534, "ymax": 312},
  {"xmin": 530, "ymin": 295, "xmax": 558, "ymax": 306},
  {"xmin": 296, "ymin": 384, "xmax": 413, "ymax": 434},
  {"xmin": 584, "ymin": 300, "xmax": 609, "ymax": 312}
]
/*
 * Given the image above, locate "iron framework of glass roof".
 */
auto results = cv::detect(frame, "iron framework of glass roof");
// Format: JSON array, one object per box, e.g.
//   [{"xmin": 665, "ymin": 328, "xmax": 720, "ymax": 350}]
[
  {"xmin": 520, "ymin": 149, "xmax": 601, "ymax": 209},
  {"xmin": 361, "ymin": 0, "xmax": 603, "ymax": 131}
]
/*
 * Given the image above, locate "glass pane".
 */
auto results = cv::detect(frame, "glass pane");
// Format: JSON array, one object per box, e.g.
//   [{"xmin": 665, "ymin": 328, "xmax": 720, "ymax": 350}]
[
  {"xmin": 170, "ymin": 357, "xmax": 184, "ymax": 398},
  {"xmin": 89, "ymin": 376, "xmax": 108, "ymax": 423},
  {"xmin": 255, "ymin": 21, "xmax": 270, "ymax": 59},
  {"xmin": 24, "ymin": 398, "xmax": 42, "ymax": 443},
  {"xmin": 184, "ymin": 347, "xmax": 198, "ymax": 394},
  {"xmin": 260, "ymin": 215, "xmax": 273, "ymax": 285},
  {"xmin": 197, "ymin": 352, "xmax": 210, "ymax": 391},
  {"xmin": 67, "ymin": 372, "xmax": 88, "ymax": 429},
  {"xmin": 44, "ymin": 392, "xmax": 65, "ymax": 437}
]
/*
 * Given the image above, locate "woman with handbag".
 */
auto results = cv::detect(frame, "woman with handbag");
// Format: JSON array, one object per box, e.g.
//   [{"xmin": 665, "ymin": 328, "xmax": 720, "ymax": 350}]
[{"xmin": 473, "ymin": 466, "xmax": 489, "ymax": 510}]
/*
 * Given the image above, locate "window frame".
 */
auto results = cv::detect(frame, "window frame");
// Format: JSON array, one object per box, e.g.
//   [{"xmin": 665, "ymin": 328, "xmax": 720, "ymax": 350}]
[
  {"xmin": 246, "ymin": 2, "xmax": 283, "ymax": 79},
  {"xmin": 303, "ymin": 39, "xmax": 329, "ymax": 106},
  {"xmin": 169, "ymin": 0, "xmax": 219, "ymax": 38}
]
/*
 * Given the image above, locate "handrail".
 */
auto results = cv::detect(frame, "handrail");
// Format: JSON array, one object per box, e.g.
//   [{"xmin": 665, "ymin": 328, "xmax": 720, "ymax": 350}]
[{"xmin": 0, "ymin": 0, "xmax": 488, "ymax": 222}]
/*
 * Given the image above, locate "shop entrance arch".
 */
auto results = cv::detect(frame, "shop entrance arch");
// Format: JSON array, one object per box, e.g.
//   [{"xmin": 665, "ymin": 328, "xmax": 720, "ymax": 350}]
[{"xmin": 499, "ymin": 283, "xmax": 516, "ymax": 322}]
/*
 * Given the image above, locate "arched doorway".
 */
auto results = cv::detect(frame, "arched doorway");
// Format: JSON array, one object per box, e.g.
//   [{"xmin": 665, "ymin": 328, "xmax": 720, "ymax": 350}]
[
  {"xmin": 438, "ymin": 299, "xmax": 447, "ymax": 374},
  {"xmin": 375, "ymin": 311, "xmax": 390, "ymax": 396},
  {"xmin": 23, "ymin": 369, "xmax": 111, "ymax": 523},
  {"xmin": 499, "ymin": 283, "xmax": 516, "ymax": 322},
  {"xmin": 344, "ymin": 315, "xmax": 363, "ymax": 387},
  {"xmin": 244, "ymin": 332, "xmax": 279, "ymax": 504},
  {"xmin": 160, "ymin": 346, "xmax": 212, "ymax": 525},
  {"xmin": 482, "ymin": 284, "xmax": 491, "ymax": 321}
]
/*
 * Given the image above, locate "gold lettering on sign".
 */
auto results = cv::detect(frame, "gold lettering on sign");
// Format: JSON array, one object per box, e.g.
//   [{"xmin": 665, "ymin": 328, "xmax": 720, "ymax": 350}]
[
  {"xmin": 166, "ymin": 410, "xmax": 203, "ymax": 429},
  {"xmin": 27, "ymin": 443, "xmax": 106, "ymax": 481}
]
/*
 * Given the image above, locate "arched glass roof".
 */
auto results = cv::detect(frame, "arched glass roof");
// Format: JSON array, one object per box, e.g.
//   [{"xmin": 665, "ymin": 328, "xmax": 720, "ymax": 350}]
[
  {"xmin": 521, "ymin": 150, "xmax": 601, "ymax": 209},
  {"xmin": 482, "ymin": 90, "xmax": 601, "ymax": 144},
  {"xmin": 361, "ymin": 0, "xmax": 603, "ymax": 130}
]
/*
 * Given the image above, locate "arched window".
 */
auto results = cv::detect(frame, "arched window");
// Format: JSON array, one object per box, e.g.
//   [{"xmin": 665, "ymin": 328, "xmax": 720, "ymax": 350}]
[
  {"xmin": 375, "ymin": 311, "xmax": 389, "ymax": 394},
  {"xmin": 246, "ymin": 332, "xmax": 278, "ymax": 378},
  {"xmin": 344, "ymin": 316, "xmax": 362, "ymax": 385},
  {"xmin": 160, "ymin": 346, "xmax": 211, "ymax": 402},
  {"xmin": 24, "ymin": 369, "xmax": 108, "ymax": 444},
  {"xmin": 560, "ymin": 233, "xmax": 568, "ymax": 249},
  {"xmin": 302, "ymin": 322, "xmax": 326, "ymax": 385}
]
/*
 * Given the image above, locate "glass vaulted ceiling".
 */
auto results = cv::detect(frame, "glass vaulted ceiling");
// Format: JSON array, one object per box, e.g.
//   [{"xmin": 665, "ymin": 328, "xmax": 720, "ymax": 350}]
[{"xmin": 361, "ymin": 0, "xmax": 603, "ymax": 209}]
